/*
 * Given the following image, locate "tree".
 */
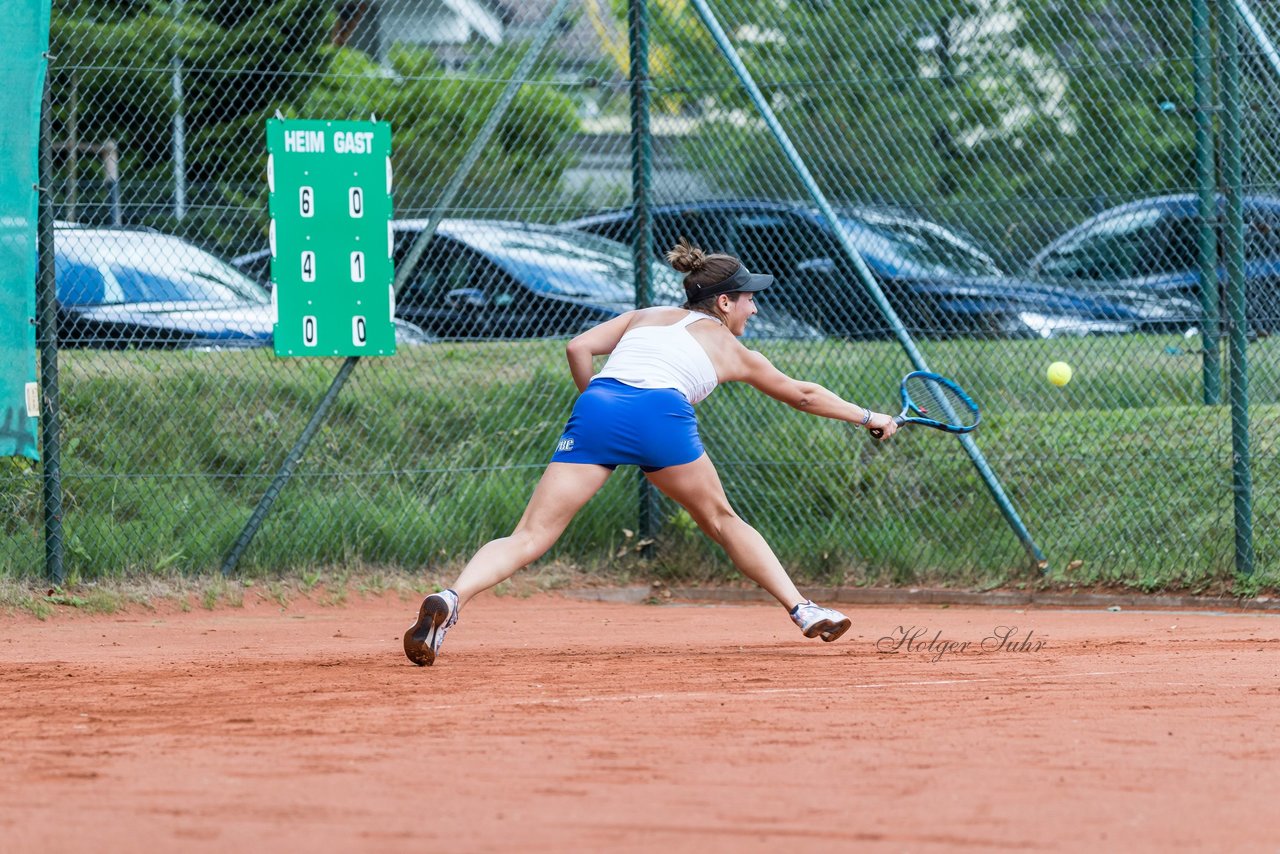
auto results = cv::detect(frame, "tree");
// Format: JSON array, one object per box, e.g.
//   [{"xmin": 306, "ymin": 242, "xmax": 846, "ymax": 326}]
[
  {"xmin": 49, "ymin": 2, "xmax": 582, "ymax": 253},
  {"xmin": 50, "ymin": 0, "xmax": 332, "ymax": 252},
  {"xmin": 610, "ymin": 0, "xmax": 1199, "ymax": 264},
  {"xmin": 300, "ymin": 45, "xmax": 580, "ymax": 217},
  {"xmin": 1014, "ymin": 0, "xmax": 1196, "ymax": 248}
]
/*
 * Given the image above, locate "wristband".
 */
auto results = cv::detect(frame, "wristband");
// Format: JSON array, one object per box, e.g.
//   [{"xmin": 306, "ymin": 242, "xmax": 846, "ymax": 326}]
[{"xmin": 859, "ymin": 408, "xmax": 872, "ymax": 426}]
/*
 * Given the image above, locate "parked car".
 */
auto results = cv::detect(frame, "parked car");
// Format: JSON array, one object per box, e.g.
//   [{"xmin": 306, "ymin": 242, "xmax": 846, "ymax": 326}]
[
  {"xmin": 563, "ymin": 200, "xmax": 1165, "ymax": 339},
  {"xmin": 234, "ymin": 219, "xmax": 821, "ymax": 341},
  {"xmin": 1027, "ymin": 194, "xmax": 1280, "ymax": 334},
  {"xmin": 55, "ymin": 224, "xmax": 429, "ymax": 348}
]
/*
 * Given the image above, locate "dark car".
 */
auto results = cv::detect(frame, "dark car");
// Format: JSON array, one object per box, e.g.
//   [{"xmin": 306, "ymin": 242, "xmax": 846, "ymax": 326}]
[
  {"xmin": 234, "ymin": 219, "xmax": 820, "ymax": 341},
  {"xmin": 56, "ymin": 225, "xmax": 430, "ymax": 349},
  {"xmin": 1027, "ymin": 194, "xmax": 1280, "ymax": 334},
  {"xmin": 563, "ymin": 200, "xmax": 1161, "ymax": 339}
]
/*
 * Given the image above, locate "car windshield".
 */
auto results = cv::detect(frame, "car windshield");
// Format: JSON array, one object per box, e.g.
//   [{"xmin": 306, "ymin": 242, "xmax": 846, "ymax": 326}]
[
  {"xmin": 840, "ymin": 212, "xmax": 1002, "ymax": 277},
  {"xmin": 57, "ymin": 231, "xmax": 269, "ymax": 306},
  {"xmin": 1033, "ymin": 207, "xmax": 1163, "ymax": 280},
  {"xmin": 444, "ymin": 223, "xmax": 684, "ymax": 303}
]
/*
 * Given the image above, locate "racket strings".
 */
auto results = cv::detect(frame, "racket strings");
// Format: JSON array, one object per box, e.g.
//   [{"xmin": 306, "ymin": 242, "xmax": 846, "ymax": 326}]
[{"xmin": 904, "ymin": 375, "xmax": 978, "ymax": 429}]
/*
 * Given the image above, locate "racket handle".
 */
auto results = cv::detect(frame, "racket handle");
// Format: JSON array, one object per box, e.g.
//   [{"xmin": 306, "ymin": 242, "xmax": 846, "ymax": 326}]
[{"xmin": 868, "ymin": 415, "xmax": 905, "ymax": 440}]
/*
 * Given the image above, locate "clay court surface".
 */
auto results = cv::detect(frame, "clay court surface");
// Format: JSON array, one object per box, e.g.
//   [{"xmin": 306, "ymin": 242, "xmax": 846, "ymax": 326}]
[{"xmin": 2, "ymin": 591, "xmax": 1278, "ymax": 852}]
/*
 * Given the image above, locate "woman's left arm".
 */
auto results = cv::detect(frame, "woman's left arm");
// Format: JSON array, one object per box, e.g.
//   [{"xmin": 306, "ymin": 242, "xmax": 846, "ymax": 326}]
[
  {"xmin": 565, "ymin": 311, "xmax": 636, "ymax": 392},
  {"xmin": 725, "ymin": 345, "xmax": 898, "ymax": 438}
]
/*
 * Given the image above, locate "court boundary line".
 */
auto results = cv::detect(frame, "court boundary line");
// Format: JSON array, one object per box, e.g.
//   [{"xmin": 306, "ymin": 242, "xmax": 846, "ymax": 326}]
[{"xmin": 567, "ymin": 585, "xmax": 1280, "ymax": 613}]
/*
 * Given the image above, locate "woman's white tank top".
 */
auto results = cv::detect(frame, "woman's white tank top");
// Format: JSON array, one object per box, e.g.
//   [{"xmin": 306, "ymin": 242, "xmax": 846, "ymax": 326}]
[{"xmin": 593, "ymin": 311, "xmax": 721, "ymax": 404}]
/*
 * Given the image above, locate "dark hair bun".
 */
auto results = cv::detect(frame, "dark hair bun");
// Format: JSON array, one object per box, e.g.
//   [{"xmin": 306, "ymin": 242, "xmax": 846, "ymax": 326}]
[{"xmin": 666, "ymin": 238, "xmax": 706, "ymax": 274}]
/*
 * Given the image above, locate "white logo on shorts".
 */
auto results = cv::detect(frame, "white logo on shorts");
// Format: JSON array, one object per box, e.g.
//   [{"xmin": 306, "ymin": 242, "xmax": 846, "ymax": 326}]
[{"xmin": 557, "ymin": 437, "xmax": 575, "ymax": 452}]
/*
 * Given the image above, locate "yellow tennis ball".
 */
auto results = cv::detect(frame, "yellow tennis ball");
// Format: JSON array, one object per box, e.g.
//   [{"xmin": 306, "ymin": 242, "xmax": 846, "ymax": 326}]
[{"xmin": 1047, "ymin": 361, "xmax": 1073, "ymax": 387}]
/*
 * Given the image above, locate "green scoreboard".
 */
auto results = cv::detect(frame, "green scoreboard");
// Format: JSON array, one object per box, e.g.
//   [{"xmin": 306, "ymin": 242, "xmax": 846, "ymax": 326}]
[{"xmin": 266, "ymin": 118, "xmax": 396, "ymax": 356}]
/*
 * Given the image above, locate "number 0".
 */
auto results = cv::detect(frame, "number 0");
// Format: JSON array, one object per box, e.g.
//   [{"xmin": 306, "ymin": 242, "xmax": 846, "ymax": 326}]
[
  {"xmin": 303, "ymin": 315, "xmax": 317, "ymax": 346},
  {"xmin": 352, "ymin": 316, "xmax": 367, "ymax": 346},
  {"xmin": 349, "ymin": 187, "xmax": 364, "ymax": 218}
]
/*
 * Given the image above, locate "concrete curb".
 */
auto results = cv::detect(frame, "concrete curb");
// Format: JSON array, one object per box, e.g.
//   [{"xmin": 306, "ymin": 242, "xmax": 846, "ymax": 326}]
[{"xmin": 562, "ymin": 585, "xmax": 1280, "ymax": 612}]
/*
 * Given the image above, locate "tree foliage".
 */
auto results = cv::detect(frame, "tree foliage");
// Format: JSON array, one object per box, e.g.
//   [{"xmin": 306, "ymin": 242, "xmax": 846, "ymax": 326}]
[
  {"xmin": 643, "ymin": 0, "xmax": 1198, "ymax": 264},
  {"xmin": 300, "ymin": 46, "xmax": 579, "ymax": 216},
  {"xmin": 46, "ymin": 0, "xmax": 1221, "ymax": 265},
  {"xmin": 48, "ymin": 2, "xmax": 580, "ymax": 253},
  {"xmin": 49, "ymin": 0, "xmax": 332, "ymax": 250}
]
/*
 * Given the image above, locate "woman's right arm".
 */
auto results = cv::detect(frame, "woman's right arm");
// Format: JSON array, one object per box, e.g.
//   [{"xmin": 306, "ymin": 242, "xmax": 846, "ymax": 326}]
[
  {"xmin": 726, "ymin": 345, "xmax": 898, "ymax": 438},
  {"xmin": 565, "ymin": 311, "xmax": 637, "ymax": 392}
]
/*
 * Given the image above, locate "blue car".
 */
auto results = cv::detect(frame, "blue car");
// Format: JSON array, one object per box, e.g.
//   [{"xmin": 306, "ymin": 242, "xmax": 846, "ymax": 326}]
[
  {"xmin": 564, "ymin": 200, "xmax": 1165, "ymax": 339},
  {"xmin": 1028, "ymin": 194, "xmax": 1280, "ymax": 335}
]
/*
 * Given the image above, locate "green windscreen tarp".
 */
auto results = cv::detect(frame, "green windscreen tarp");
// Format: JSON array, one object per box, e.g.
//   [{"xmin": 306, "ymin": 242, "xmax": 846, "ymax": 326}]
[{"xmin": 0, "ymin": 0, "xmax": 52, "ymax": 460}]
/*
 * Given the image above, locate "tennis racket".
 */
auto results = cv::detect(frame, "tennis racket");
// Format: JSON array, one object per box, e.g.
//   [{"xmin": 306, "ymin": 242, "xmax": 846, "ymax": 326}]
[{"xmin": 869, "ymin": 371, "xmax": 980, "ymax": 438}]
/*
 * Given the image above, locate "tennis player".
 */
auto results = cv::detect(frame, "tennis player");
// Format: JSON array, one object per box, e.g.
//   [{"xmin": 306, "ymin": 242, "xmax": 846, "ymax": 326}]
[{"xmin": 405, "ymin": 240, "xmax": 899, "ymax": 665}]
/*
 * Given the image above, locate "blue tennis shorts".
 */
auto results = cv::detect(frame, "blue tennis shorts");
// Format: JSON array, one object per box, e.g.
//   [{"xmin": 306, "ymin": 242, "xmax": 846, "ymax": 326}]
[{"xmin": 551, "ymin": 378, "xmax": 704, "ymax": 472}]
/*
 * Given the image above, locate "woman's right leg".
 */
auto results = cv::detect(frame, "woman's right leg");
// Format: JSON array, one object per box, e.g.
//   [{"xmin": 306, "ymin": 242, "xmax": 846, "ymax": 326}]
[
  {"xmin": 643, "ymin": 454, "xmax": 805, "ymax": 609},
  {"xmin": 451, "ymin": 462, "xmax": 613, "ymax": 607}
]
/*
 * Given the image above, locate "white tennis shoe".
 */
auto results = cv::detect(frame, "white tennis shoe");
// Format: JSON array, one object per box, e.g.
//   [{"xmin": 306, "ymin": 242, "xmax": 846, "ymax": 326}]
[
  {"xmin": 790, "ymin": 600, "xmax": 852, "ymax": 642},
  {"xmin": 404, "ymin": 589, "xmax": 459, "ymax": 666}
]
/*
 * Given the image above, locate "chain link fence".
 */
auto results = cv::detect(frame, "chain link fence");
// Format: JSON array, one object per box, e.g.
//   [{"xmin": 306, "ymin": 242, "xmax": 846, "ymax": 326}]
[{"xmin": 5, "ymin": 0, "xmax": 1280, "ymax": 590}]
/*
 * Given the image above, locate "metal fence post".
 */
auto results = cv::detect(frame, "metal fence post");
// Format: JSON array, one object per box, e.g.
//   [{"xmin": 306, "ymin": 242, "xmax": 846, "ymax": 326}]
[
  {"xmin": 37, "ymin": 71, "xmax": 65, "ymax": 586},
  {"xmin": 1193, "ymin": 0, "xmax": 1221, "ymax": 406},
  {"xmin": 171, "ymin": 0, "xmax": 187, "ymax": 222},
  {"xmin": 629, "ymin": 0, "xmax": 659, "ymax": 556},
  {"xmin": 1218, "ymin": 0, "xmax": 1255, "ymax": 576}
]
